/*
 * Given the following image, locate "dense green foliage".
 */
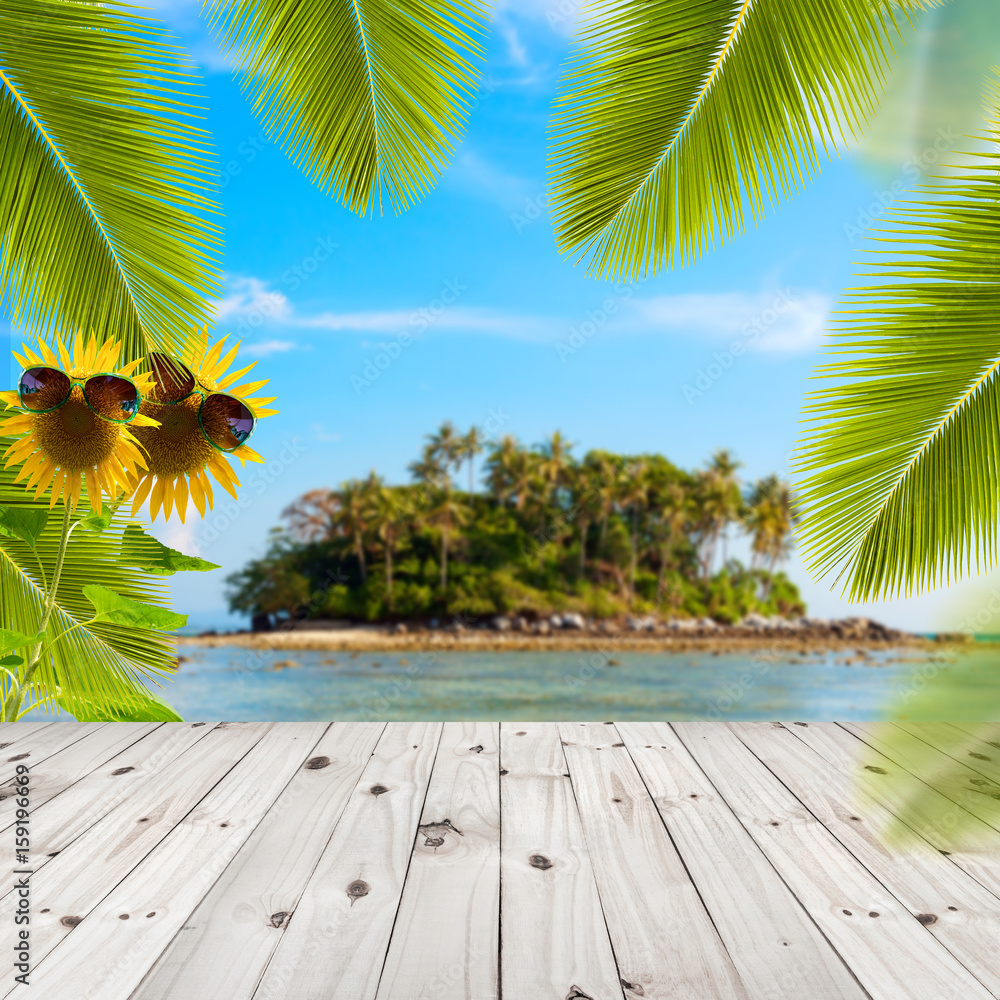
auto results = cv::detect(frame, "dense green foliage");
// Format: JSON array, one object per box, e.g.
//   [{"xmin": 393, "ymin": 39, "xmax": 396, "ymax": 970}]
[{"xmin": 227, "ymin": 423, "xmax": 803, "ymax": 625}]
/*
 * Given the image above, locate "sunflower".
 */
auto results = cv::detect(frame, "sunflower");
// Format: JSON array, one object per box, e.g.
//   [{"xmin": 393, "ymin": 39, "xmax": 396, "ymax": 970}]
[
  {"xmin": 127, "ymin": 331, "xmax": 278, "ymax": 522},
  {"xmin": 0, "ymin": 334, "xmax": 157, "ymax": 512}
]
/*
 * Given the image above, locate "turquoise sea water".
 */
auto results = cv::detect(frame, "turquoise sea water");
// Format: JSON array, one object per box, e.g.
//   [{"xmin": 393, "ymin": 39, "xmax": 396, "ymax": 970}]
[{"xmin": 157, "ymin": 643, "xmax": 1000, "ymax": 721}]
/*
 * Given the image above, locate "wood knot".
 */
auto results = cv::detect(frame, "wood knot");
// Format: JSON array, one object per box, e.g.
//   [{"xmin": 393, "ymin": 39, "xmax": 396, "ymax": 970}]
[
  {"xmin": 346, "ymin": 880, "xmax": 370, "ymax": 902},
  {"xmin": 566, "ymin": 987, "xmax": 594, "ymax": 1000},
  {"xmin": 987, "ymin": 741, "xmax": 1000, "ymax": 750},
  {"xmin": 515, "ymin": 731, "xmax": 527, "ymax": 736},
  {"xmin": 529, "ymin": 854, "xmax": 553, "ymax": 870},
  {"xmin": 424, "ymin": 836, "xmax": 445, "ymax": 848},
  {"xmin": 500, "ymin": 769, "xmax": 509, "ymax": 775},
  {"xmin": 60, "ymin": 916, "xmax": 82, "ymax": 928},
  {"xmin": 621, "ymin": 980, "xmax": 645, "ymax": 996},
  {"xmin": 470, "ymin": 745, "xmax": 484, "ymax": 753},
  {"xmin": 612, "ymin": 742, "xmax": 625, "ymax": 747},
  {"xmin": 418, "ymin": 819, "xmax": 462, "ymax": 848},
  {"xmin": 916, "ymin": 913, "xmax": 937, "ymax": 925},
  {"xmin": 270, "ymin": 911, "xmax": 292, "ymax": 928},
  {"xmin": 369, "ymin": 784, "xmax": 389, "ymax": 796},
  {"xmin": 863, "ymin": 765, "xmax": 888, "ymax": 774},
  {"xmin": 793, "ymin": 722, "xmax": 808, "ymax": 727},
  {"xmin": 304, "ymin": 756, "xmax": 330, "ymax": 769},
  {"xmin": 111, "ymin": 766, "xmax": 135, "ymax": 775},
  {"xmin": 7, "ymin": 753, "xmax": 29, "ymax": 761},
  {"xmin": 969, "ymin": 752, "xmax": 991, "ymax": 760},
  {"xmin": 118, "ymin": 914, "xmax": 130, "ymax": 920},
  {"xmin": 191, "ymin": 722, "xmax": 207, "ymax": 727}
]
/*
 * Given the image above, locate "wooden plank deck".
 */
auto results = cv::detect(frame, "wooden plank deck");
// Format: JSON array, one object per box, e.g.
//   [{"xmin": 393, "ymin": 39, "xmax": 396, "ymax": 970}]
[{"xmin": 1, "ymin": 721, "xmax": 999, "ymax": 1000}]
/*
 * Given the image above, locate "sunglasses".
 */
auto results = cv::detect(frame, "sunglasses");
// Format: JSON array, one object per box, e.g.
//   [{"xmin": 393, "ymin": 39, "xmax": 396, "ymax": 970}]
[
  {"xmin": 18, "ymin": 366, "xmax": 141, "ymax": 423},
  {"xmin": 148, "ymin": 353, "xmax": 256, "ymax": 452}
]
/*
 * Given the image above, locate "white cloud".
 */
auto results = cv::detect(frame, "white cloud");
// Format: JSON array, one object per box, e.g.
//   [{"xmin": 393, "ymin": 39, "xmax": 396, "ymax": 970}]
[
  {"xmin": 212, "ymin": 276, "xmax": 291, "ymax": 325},
  {"xmin": 244, "ymin": 339, "xmax": 297, "ymax": 357},
  {"xmin": 210, "ymin": 275, "xmax": 831, "ymax": 354},
  {"xmin": 627, "ymin": 289, "xmax": 832, "ymax": 353}
]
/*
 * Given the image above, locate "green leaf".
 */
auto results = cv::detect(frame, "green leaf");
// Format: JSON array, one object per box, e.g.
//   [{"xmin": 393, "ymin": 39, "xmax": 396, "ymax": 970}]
[
  {"xmin": 0, "ymin": 629, "xmax": 42, "ymax": 658},
  {"xmin": 79, "ymin": 506, "xmax": 115, "ymax": 533},
  {"xmin": 0, "ymin": 0, "xmax": 221, "ymax": 362},
  {"xmin": 548, "ymin": 0, "xmax": 909, "ymax": 279},
  {"xmin": 0, "ymin": 449, "xmax": 185, "ymax": 718},
  {"xmin": 83, "ymin": 585, "xmax": 188, "ymax": 631},
  {"xmin": 0, "ymin": 655, "xmax": 22, "ymax": 668},
  {"xmin": 207, "ymin": 0, "xmax": 489, "ymax": 216},
  {"xmin": 795, "ymin": 74, "xmax": 1000, "ymax": 601},
  {"xmin": 121, "ymin": 524, "xmax": 220, "ymax": 575},
  {"xmin": 0, "ymin": 506, "xmax": 49, "ymax": 547},
  {"xmin": 56, "ymin": 688, "xmax": 183, "ymax": 722}
]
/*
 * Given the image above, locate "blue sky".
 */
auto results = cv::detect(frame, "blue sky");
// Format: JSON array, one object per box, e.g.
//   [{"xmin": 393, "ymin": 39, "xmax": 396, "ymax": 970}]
[{"xmin": 8, "ymin": 0, "xmax": 1000, "ymax": 632}]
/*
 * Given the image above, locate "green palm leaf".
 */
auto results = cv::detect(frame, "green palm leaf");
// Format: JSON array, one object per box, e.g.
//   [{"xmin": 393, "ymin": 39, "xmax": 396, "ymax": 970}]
[
  {"xmin": 0, "ymin": 439, "xmax": 195, "ymax": 718},
  {"xmin": 795, "ymin": 86, "xmax": 1000, "ymax": 601},
  {"xmin": 0, "ymin": 0, "xmax": 221, "ymax": 364},
  {"xmin": 207, "ymin": 0, "xmax": 489, "ymax": 216},
  {"xmin": 548, "ymin": 0, "xmax": 907, "ymax": 280}
]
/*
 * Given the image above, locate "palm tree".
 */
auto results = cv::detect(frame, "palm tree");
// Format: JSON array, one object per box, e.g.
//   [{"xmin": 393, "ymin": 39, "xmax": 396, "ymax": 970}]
[
  {"xmin": 207, "ymin": 0, "xmax": 490, "ymax": 216},
  {"xmin": 333, "ymin": 479, "xmax": 375, "ymax": 583},
  {"xmin": 568, "ymin": 462, "xmax": 602, "ymax": 579},
  {"xmin": 422, "ymin": 486, "xmax": 470, "ymax": 591},
  {"xmin": 484, "ymin": 436, "xmax": 521, "ymax": 506},
  {"xmin": 282, "ymin": 489, "xmax": 339, "ymax": 542},
  {"xmin": 548, "ymin": 3, "xmax": 929, "ymax": 280},
  {"xmin": 459, "ymin": 426, "xmax": 484, "ymax": 494},
  {"xmin": 652, "ymin": 482, "xmax": 689, "ymax": 605},
  {"xmin": 370, "ymin": 485, "xmax": 411, "ymax": 610},
  {"xmin": 709, "ymin": 449, "xmax": 743, "ymax": 567},
  {"xmin": 617, "ymin": 460, "xmax": 649, "ymax": 604},
  {"xmin": 408, "ymin": 444, "xmax": 448, "ymax": 490},
  {"xmin": 745, "ymin": 476, "xmax": 797, "ymax": 595}
]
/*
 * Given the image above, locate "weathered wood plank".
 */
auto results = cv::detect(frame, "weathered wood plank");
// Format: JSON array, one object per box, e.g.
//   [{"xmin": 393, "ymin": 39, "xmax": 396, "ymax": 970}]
[
  {"xmin": 13, "ymin": 722, "xmax": 221, "ymax": 857},
  {"xmin": 0, "ymin": 723, "xmax": 108, "ymax": 785},
  {"xmin": 674, "ymin": 721, "xmax": 995, "ymax": 1000},
  {"xmin": 0, "ymin": 721, "xmax": 55, "ymax": 751},
  {"xmin": 375, "ymin": 722, "xmax": 500, "ymax": 1000},
  {"xmin": 843, "ymin": 722, "xmax": 1000, "ymax": 836},
  {"xmin": 251, "ymin": 722, "xmax": 443, "ymax": 1000},
  {"xmin": 777, "ymin": 723, "xmax": 1000, "ymax": 897},
  {"xmin": 0, "ymin": 722, "xmax": 276, "ymax": 992},
  {"xmin": 9, "ymin": 722, "xmax": 328, "ymax": 1000},
  {"xmin": 895, "ymin": 722, "xmax": 1000, "ymax": 787},
  {"xmin": 499, "ymin": 722, "xmax": 624, "ymax": 1000},
  {"xmin": 617, "ymin": 721, "xmax": 866, "ymax": 1000},
  {"xmin": 733, "ymin": 721, "xmax": 1000, "ymax": 996},
  {"xmin": 129, "ymin": 722, "xmax": 385, "ymax": 1000},
  {"xmin": 0, "ymin": 723, "xmax": 161, "ymax": 833},
  {"xmin": 559, "ymin": 722, "xmax": 747, "ymax": 1000}
]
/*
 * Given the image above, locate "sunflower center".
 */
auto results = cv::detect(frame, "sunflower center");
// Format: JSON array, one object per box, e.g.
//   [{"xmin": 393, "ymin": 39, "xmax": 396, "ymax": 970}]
[
  {"xmin": 132, "ymin": 396, "xmax": 215, "ymax": 477},
  {"xmin": 32, "ymin": 390, "xmax": 121, "ymax": 471}
]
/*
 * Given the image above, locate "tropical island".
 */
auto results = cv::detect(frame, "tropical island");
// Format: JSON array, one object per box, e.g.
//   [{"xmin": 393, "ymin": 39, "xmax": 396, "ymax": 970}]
[{"xmin": 209, "ymin": 423, "xmax": 925, "ymax": 653}]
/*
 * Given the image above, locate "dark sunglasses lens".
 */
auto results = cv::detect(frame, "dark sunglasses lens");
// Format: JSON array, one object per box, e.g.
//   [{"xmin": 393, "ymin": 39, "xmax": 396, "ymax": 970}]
[
  {"xmin": 18, "ymin": 367, "xmax": 71, "ymax": 411},
  {"xmin": 201, "ymin": 394, "xmax": 255, "ymax": 450},
  {"xmin": 84, "ymin": 375, "xmax": 140, "ymax": 422},
  {"xmin": 149, "ymin": 352, "xmax": 195, "ymax": 402}
]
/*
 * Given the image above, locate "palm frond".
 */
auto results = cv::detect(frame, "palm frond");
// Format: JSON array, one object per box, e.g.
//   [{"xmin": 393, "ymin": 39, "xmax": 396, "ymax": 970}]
[
  {"xmin": 0, "ymin": 438, "xmax": 189, "ymax": 717},
  {"xmin": 208, "ymin": 0, "xmax": 489, "ymax": 216},
  {"xmin": 549, "ymin": 0, "xmax": 906, "ymax": 280},
  {"xmin": 0, "ymin": 0, "xmax": 221, "ymax": 364},
  {"xmin": 795, "ymin": 101, "xmax": 1000, "ymax": 601}
]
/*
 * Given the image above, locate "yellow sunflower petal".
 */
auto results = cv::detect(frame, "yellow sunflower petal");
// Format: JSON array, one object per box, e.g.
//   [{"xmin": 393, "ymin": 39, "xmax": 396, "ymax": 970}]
[
  {"xmin": 38, "ymin": 340, "xmax": 60, "ymax": 368},
  {"xmin": 162, "ymin": 477, "xmax": 176, "ymax": 520},
  {"xmin": 0, "ymin": 414, "xmax": 34, "ymax": 433},
  {"xmin": 130, "ymin": 474, "xmax": 155, "ymax": 517},
  {"xmin": 119, "ymin": 358, "xmax": 143, "ymax": 376},
  {"xmin": 48, "ymin": 469, "xmax": 67, "ymax": 508},
  {"xmin": 208, "ymin": 457, "xmax": 240, "ymax": 500},
  {"xmin": 212, "ymin": 341, "xmax": 241, "ymax": 380},
  {"xmin": 217, "ymin": 362, "xmax": 258, "ymax": 390},
  {"xmin": 84, "ymin": 468, "xmax": 101, "ymax": 511},
  {"xmin": 229, "ymin": 379, "xmax": 269, "ymax": 397},
  {"xmin": 233, "ymin": 445, "xmax": 264, "ymax": 465},
  {"xmin": 67, "ymin": 472, "xmax": 82, "ymax": 513},
  {"xmin": 130, "ymin": 413, "xmax": 161, "ymax": 427},
  {"xmin": 32, "ymin": 461, "xmax": 59, "ymax": 502},
  {"xmin": 189, "ymin": 472, "xmax": 207, "ymax": 517},
  {"xmin": 198, "ymin": 469, "xmax": 214, "ymax": 510},
  {"xmin": 0, "ymin": 390, "xmax": 20, "ymax": 408},
  {"xmin": 174, "ymin": 476, "xmax": 189, "ymax": 523},
  {"xmin": 201, "ymin": 336, "xmax": 228, "ymax": 375},
  {"xmin": 56, "ymin": 337, "xmax": 72, "ymax": 370},
  {"xmin": 149, "ymin": 478, "xmax": 166, "ymax": 521}
]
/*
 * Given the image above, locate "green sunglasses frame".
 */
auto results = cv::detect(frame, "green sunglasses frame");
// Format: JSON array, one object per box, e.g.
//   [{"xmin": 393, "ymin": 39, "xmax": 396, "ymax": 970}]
[
  {"xmin": 17, "ymin": 367, "xmax": 141, "ymax": 425},
  {"xmin": 147, "ymin": 355, "xmax": 256, "ymax": 454}
]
